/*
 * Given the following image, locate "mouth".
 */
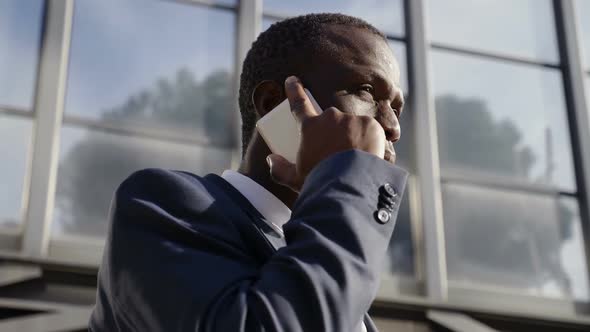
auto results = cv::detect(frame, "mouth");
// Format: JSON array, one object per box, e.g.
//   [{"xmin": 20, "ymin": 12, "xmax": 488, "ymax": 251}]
[{"xmin": 384, "ymin": 140, "xmax": 396, "ymax": 163}]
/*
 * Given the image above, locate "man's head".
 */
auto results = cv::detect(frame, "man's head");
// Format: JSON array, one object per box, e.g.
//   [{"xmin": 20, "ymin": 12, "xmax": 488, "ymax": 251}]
[{"xmin": 239, "ymin": 13, "xmax": 404, "ymax": 156}]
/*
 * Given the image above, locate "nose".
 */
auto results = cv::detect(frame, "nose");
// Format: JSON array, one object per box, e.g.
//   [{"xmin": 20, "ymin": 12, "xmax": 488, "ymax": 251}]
[{"xmin": 375, "ymin": 101, "xmax": 401, "ymax": 142}]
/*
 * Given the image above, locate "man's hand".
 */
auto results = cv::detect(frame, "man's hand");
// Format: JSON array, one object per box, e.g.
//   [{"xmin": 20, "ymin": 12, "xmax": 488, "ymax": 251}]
[{"xmin": 267, "ymin": 76, "xmax": 389, "ymax": 192}]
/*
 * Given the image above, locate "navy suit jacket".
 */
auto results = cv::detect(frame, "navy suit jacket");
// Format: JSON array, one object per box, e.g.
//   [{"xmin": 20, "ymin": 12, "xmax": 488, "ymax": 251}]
[{"xmin": 90, "ymin": 150, "xmax": 408, "ymax": 331}]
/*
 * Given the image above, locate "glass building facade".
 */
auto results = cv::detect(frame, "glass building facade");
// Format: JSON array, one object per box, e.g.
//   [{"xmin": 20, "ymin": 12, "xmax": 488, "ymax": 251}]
[{"xmin": 1, "ymin": 0, "xmax": 589, "ymax": 330}]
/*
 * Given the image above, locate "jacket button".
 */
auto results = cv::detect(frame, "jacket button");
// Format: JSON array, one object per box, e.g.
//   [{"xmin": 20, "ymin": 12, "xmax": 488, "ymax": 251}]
[
  {"xmin": 380, "ymin": 183, "xmax": 398, "ymax": 198},
  {"xmin": 375, "ymin": 208, "xmax": 391, "ymax": 224},
  {"xmin": 379, "ymin": 195, "xmax": 396, "ymax": 209}
]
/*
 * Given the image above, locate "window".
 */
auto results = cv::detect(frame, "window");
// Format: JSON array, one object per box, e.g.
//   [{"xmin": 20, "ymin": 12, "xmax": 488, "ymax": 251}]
[
  {"xmin": 52, "ymin": 0, "xmax": 237, "ymax": 239},
  {"xmin": 429, "ymin": 1, "xmax": 589, "ymax": 302},
  {"xmin": 0, "ymin": 0, "xmax": 43, "ymax": 231},
  {"xmin": 428, "ymin": 0, "xmax": 558, "ymax": 63}
]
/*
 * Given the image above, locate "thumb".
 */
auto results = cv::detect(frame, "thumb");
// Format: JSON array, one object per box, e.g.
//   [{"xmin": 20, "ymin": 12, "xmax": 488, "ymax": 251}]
[{"xmin": 267, "ymin": 154, "xmax": 302, "ymax": 192}]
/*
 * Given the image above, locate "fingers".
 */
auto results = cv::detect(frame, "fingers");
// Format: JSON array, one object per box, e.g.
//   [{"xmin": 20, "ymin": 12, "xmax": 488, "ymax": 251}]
[
  {"xmin": 267, "ymin": 154, "xmax": 303, "ymax": 193},
  {"xmin": 285, "ymin": 76, "xmax": 320, "ymax": 123}
]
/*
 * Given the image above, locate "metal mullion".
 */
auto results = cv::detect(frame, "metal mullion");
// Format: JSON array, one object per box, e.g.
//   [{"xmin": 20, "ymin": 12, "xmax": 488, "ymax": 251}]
[
  {"xmin": 554, "ymin": 0, "xmax": 590, "ymax": 300},
  {"xmin": 22, "ymin": 0, "xmax": 74, "ymax": 259},
  {"xmin": 167, "ymin": 0, "xmax": 237, "ymax": 11},
  {"xmin": 385, "ymin": 35, "xmax": 406, "ymax": 43},
  {"xmin": 62, "ymin": 115, "xmax": 233, "ymax": 150},
  {"xmin": 261, "ymin": 11, "xmax": 291, "ymax": 22},
  {"xmin": 406, "ymin": 0, "xmax": 448, "ymax": 301},
  {"xmin": 440, "ymin": 172, "xmax": 577, "ymax": 197},
  {"xmin": 0, "ymin": 106, "xmax": 33, "ymax": 119},
  {"xmin": 431, "ymin": 42, "xmax": 561, "ymax": 69},
  {"xmin": 231, "ymin": 0, "xmax": 262, "ymax": 168}
]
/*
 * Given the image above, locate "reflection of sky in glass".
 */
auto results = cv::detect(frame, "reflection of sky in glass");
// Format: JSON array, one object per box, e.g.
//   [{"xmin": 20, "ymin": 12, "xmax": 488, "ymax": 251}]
[
  {"xmin": 428, "ymin": 0, "xmax": 559, "ymax": 63},
  {"xmin": 0, "ymin": 117, "xmax": 32, "ymax": 230},
  {"xmin": 432, "ymin": 50, "xmax": 576, "ymax": 192},
  {"xmin": 263, "ymin": 0, "xmax": 404, "ymax": 37},
  {"xmin": 65, "ymin": 0, "xmax": 235, "ymax": 121},
  {"xmin": 577, "ymin": 0, "xmax": 590, "ymax": 69},
  {"xmin": 0, "ymin": 0, "xmax": 43, "ymax": 109}
]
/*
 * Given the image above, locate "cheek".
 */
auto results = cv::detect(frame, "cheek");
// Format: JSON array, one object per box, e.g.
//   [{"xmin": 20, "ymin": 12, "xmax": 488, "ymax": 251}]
[{"xmin": 331, "ymin": 95, "xmax": 375, "ymax": 116}]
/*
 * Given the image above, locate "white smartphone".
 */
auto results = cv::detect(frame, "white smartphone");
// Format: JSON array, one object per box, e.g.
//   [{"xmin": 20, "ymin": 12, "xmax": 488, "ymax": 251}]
[{"xmin": 256, "ymin": 88, "xmax": 322, "ymax": 163}]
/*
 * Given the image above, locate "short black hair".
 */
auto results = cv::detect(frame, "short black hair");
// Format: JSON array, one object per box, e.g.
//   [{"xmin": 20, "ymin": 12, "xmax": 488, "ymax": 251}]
[{"xmin": 238, "ymin": 13, "xmax": 386, "ymax": 155}]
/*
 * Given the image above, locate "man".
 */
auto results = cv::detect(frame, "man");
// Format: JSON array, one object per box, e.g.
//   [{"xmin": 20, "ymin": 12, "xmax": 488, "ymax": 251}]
[{"xmin": 90, "ymin": 13, "xmax": 407, "ymax": 332}]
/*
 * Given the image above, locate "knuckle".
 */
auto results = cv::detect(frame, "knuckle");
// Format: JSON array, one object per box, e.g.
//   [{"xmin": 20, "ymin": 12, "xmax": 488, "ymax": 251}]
[
  {"xmin": 290, "ymin": 96, "xmax": 308, "ymax": 112},
  {"xmin": 323, "ymin": 107, "xmax": 340, "ymax": 119}
]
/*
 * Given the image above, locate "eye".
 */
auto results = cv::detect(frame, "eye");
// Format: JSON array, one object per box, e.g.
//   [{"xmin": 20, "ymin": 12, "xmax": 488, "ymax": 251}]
[{"xmin": 358, "ymin": 84, "xmax": 374, "ymax": 95}]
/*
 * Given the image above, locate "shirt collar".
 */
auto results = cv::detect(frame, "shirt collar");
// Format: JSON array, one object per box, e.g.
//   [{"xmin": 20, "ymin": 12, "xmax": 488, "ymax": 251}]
[{"xmin": 221, "ymin": 170, "xmax": 291, "ymax": 236}]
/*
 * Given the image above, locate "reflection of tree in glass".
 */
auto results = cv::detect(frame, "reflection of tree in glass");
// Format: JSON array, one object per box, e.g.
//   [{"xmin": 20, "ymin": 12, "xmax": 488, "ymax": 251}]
[
  {"xmin": 56, "ymin": 69, "xmax": 234, "ymax": 237},
  {"xmin": 102, "ymin": 69, "xmax": 235, "ymax": 146},
  {"xmin": 436, "ymin": 95, "xmax": 535, "ymax": 178},
  {"xmin": 437, "ymin": 94, "xmax": 574, "ymax": 295}
]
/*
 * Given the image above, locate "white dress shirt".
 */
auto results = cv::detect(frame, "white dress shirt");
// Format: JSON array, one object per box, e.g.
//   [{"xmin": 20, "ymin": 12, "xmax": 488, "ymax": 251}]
[{"xmin": 221, "ymin": 170, "xmax": 368, "ymax": 332}]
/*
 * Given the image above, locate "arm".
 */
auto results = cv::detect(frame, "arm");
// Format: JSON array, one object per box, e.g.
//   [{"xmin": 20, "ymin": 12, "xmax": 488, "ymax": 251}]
[{"xmin": 204, "ymin": 150, "xmax": 407, "ymax": 331}]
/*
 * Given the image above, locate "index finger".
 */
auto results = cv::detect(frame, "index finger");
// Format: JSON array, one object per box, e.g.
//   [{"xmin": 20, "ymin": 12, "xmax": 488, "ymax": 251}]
[{"xmin": 285, "ymin": 76, "xmax": 320, "ymax": 122}]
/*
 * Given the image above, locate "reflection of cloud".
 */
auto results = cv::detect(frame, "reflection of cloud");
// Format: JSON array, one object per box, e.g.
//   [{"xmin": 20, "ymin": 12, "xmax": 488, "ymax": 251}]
[
  {"xmin": 433, "ymin": 51, "xmax": 576, "ymax": 191},
  {"xmin": 66, "ymin": 0, "xmax": 235, "ymax": 120}
]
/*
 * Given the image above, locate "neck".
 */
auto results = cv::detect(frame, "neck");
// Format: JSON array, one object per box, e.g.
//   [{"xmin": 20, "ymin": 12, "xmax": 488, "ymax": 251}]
[{"xmin": 238, "ymin": 134, "xmax": 298, "ymax": 208}]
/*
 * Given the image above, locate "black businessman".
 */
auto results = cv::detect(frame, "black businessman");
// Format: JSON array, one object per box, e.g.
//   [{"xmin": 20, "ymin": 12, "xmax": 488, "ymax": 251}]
[{"xmin": 91, "ymin": 13, "xmax": 408, "ymax": 332}]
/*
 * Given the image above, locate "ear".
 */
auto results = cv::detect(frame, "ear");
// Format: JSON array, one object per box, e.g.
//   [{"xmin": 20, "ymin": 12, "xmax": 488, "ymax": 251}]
[{"xmin": 252, "ymin": 80, "xmax": 285, "ymax": 118}]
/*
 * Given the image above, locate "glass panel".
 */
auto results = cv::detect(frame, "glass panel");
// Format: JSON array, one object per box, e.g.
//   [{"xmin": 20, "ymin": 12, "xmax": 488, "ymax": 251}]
[
  {"xmin": 576, "ymin": 0, "xmax": 590, "ymax": 69},
  {"xmin": 389, "ymin": 41, "xmax": 408, "ymax": 93},
  {"xmin": 53, "ymin": 126, "xmax": 233, "ymax": 238},
  {"xmin": 0, "ymin": 0, "xmax": 44, "ymax": 110},
  {"xmin": 263, "ymin": 0, "xmax": 404, "ymax": 37},
  {"xmin": 65, "ymin": 0, "xmax": 236, "ymax": 145},
  {"xmin": 428, "ymin": 0, "xmax": 558, "ymax": 63},
  {"xmin": 432, "ymin": 51, "xmax": 576, "ymax": 192},
  {"xmin": 442, "ymin": 183, "xmax": 589, "ymax": 301},
  {"xmin": 0, "ymin": 117, "xmax": 33, "ymax": 230}
]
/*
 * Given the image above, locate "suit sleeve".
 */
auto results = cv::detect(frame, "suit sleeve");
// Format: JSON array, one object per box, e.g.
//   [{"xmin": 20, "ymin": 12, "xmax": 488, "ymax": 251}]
[{"xmin": 91, "ymin": 150, "xmax": 408, "ymax": 332}]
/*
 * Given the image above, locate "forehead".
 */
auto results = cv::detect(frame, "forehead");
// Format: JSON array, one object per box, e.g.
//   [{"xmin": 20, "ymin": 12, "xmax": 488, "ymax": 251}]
[{"xmin": 318, "ymin": 25, "xmax": 401, "ymax": 86}]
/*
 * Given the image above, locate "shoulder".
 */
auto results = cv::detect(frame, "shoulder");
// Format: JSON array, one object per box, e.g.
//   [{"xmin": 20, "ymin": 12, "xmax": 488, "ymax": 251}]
[
  {"xmin": 111, "ymin": 168, "xmax": 219, "ymax": 222},
  {"xmin": 116, "ymin": 168, "xmax": 211, "ymax": 202}
]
